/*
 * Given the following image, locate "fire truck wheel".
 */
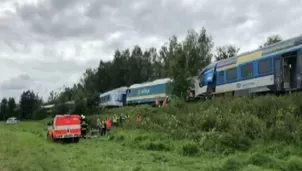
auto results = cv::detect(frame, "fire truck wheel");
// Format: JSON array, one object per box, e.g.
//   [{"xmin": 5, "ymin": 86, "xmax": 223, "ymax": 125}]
[{"xmin": 74, "ymin": 137, "xmax": 80, "ymax": 143}]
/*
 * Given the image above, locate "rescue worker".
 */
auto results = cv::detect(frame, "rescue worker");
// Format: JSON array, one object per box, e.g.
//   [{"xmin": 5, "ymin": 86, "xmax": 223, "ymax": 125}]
[
  {"xmin": 125, "ymin": 113, "xmax": 130, "ymax": 119},
  {"xmin": 119, "ymin": 113, "xmax": 125, "ymax": 127},
  {"xmin": 80, "ymin": 114, "xmax": 88, "ymax": 139},
  {"xmin": 162, "ymin": 96, "xmax": 168, "ymax": 108},
  {"xmin": 112, "ymin": 114, "xmax": 118, "ymax": 127},
  {"xmin": 100, "ymin": 119, "xmax": 106, "ymax": 136},
  {"xmin": 136, "ymin": 113, "xmax": 141, "ymax": 122},
  {"xmin": 155, "ymin": 98, "xmax": 160, "ymax": 107},
  {"xmin": 106, "ymin": 117, "xmax": 111, "ymax": 132},
  {"xmin": 97, "ymin": 117, "xmax": 101, "ymax": 135}
]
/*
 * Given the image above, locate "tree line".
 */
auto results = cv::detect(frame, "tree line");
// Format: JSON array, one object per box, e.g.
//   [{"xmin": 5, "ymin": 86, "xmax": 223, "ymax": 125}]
[{"xmin": 0, "ymin": 28, "xmax": 282, "ymax": 120}]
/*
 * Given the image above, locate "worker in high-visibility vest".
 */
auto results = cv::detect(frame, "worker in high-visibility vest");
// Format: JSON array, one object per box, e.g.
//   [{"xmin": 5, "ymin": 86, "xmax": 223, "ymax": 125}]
[
  {"xmin": 80, "ymin": 114, "xmax": 88, "ymax": 139},
  {"xmin": 97, "ymin": 118, "xmax": 101, "ymax": 135},
  {"xmin": 100, "ymin": 119, "xmax": 106, "ymax": 136},
  {"xmin": 155, "ymin": 98, "xmax": 160, "ymax": 107},
  {"xmin": 162, "ymin": 96, "xmax": 169, "ymax": 108},
  {"xmin": 125, "ymin": 114, "xmax": 130, "ymax": 119},
  {"xmin": 112, "ymin": 114, "xmax": 118, "ymax": 127},
  {"xmin": 119, "ymin": 113, "xmax": 125, "ymax": 127}
]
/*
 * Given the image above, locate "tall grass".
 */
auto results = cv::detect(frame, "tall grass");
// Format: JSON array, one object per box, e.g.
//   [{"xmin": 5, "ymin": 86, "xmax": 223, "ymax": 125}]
[
  {"xmin": 88, "ymin": 93, "xmax": 302, "ymax": 154},
  {"xmin": 3, "ymin": 93, "xmax": 302, "ymax": 170}
]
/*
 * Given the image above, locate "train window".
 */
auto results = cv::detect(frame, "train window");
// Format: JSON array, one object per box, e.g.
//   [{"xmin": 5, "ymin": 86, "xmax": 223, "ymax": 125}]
[
  {"xmin": 226, "ymin": 68, "xmax": 237, "ymax": 81},
  {"xmin": 241, "ymin": 63, "xmax": 253, "ymax": 78},
  {"xmin": 258, "ymin": 58, "xmax": 272, "ymax": 74},
  {"xmin": 218, "ymin": 71, "xmax": 224, "ymax": 83}
]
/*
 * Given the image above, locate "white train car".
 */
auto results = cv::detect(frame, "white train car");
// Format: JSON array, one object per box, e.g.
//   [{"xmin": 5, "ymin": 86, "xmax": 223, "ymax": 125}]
[{"xmin": 99, "ymin": 86, "xmax": 128, "ymax": 108}]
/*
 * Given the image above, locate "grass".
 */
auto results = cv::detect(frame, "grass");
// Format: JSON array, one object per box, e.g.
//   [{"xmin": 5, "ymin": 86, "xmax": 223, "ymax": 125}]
[
  {"xmin": 1, "ymin": 121, "xmax": 302, "ymax": 171},
  {"xmin": 2, "ymin": 93, "xmax": 302, "ymax": 170}
]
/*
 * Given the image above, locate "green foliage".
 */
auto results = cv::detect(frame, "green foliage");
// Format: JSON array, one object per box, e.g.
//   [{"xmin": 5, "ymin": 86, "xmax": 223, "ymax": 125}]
[
  {"xmin": 181, "ymin": 142, "xmax": 200, "ymax": 157},
  {"xmin": 0, "ymin": 90, "xmax": 44, "ymax": 120},
  {"xmin": 215, "ymin": 45, "xmax": 240, "ymax": 61},
  {"xmin": 0, "ymin": 98, "xmax": 8, "ymax": 120},
  {"xmin": 19, "ymin": 90, "xmax": 43, "ymax": 120},
  {"xmin": 220, "ymin": 157, "xmax": 243, "ymax": 171},
  {"xmin": 263, "ymin": 35, "xmax": 283, "ymax": 47},
  {"xmin": 53, "ymin": 103, "xmax": 70, "ymax": 115},
  {"xmin": 104, "ymin": 93, "xmax": 302, "ymax": 154},
  {"xmin": 287, "ymin": 156, "xmax": 302, "ymax": 171}
]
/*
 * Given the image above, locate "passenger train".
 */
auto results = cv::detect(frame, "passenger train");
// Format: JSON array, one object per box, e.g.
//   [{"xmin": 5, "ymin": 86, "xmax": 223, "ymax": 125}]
[
  {"xmin": 191, "ymin": 34, "xmax": 302, "ymax": 99},
  {"xmin": 99, "ymin": 34, "xmax": 302, "ymax": 108},
  {"xmin": 99, "ymin": 78, "xmax": 172, "ymax": 108},
  {"xmin": 99, "ymin": 87, "xmax": 128, "ymax": 108}
]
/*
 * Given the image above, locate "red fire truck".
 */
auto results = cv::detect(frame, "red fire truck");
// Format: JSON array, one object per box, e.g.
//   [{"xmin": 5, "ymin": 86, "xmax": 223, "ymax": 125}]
[{"xmin": 47, "ymin": 114, "xmax": 82, "ymax": 143}]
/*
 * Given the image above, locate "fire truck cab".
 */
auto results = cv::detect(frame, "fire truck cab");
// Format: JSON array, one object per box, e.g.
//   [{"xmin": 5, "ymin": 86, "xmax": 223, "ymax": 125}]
[{"xmin": 47, "ymin": 114, "xmax": 81, "ymax": 143}]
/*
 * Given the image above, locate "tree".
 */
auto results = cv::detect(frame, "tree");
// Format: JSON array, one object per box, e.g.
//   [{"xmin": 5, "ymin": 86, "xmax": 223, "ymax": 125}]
[
  {"xmin": 215, "ymin": 45, "xmax": 240, "ymax": 61},
  {"xmin": 261, "ymin": 35, "xmax": 282, "ymax": 47},
  {"xmin": 19, "ymin": 90, "xmax": 42, "ymax": 120},
  {"xmin": 53, "ymin": 103, "xmax": 70, "ymax": 115},
  {"xmin": 46, "ymin": 27, "xmax": 217, "ymax": 105},
  {"xmin": 0, "ymin": 98, "xmax": 8, "ymax": 120},
  {"xmin": 182, "ymin": 28, "xmax": 213, "ymax": 77},
  {"xmin": 73, "ymin": 99, "xmax": 86, "ymax": 114},
  {"xmin": 7, "ymin": 98, "xmax": 17, "ymax": 118},
  {"xmin": 47, "ymin": 91, "xmax": 57, "ymax": 104},
  {"xmin": 168, "ymin": 28, "xmax": 214, "ymax": 98}
]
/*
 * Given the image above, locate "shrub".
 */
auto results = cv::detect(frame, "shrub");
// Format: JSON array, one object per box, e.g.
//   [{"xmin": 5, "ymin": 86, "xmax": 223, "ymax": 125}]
[
  {"xmin": 181, "ymin": 142, "xmax": 200, "ymax": 157},
  {"xmin": 247, "ymin": 153, "xmax": 275, "ymax": 167},
  {"xmin": 287, "ymin": 156, "xmax": 302, "ymax": 171},
  {"xmin": 92, "ymin": 92, "xmax": 302, "ymax": 152},
  {"xmin": 220, "ymin": 157, "xmax": 243, "ymax": 171}
]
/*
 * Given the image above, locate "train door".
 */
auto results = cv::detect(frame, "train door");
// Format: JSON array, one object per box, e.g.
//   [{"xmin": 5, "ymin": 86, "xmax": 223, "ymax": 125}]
[
  {"xmin": 122, "ymin": 94, "xmax": 127, "ymax": 105},
  {"xmin": 274, "ymin": 57, "xmax": 283, "ymax": 91},
  {"xmin": 297, "ymin": 50, "xmax": 302, "ymax": 89},
  {"xmin": 282, "ymin": 51, "xmax": 298, "ymax": 90},
  {"xmin": 205, "ymin": 64, "xmax": 217, "ymax": 94}
]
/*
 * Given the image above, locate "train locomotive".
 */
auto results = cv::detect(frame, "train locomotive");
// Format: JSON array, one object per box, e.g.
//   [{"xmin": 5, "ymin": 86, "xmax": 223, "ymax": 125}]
[{"xmin": 191, "ymin": 34, "xmax": 302, "ymax": 100}]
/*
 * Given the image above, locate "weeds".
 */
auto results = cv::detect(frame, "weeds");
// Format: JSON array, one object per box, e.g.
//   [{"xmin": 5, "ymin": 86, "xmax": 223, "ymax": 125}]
[{"xmin": 2, "ymin": 93, "xmax": 302, "ymax": 170}]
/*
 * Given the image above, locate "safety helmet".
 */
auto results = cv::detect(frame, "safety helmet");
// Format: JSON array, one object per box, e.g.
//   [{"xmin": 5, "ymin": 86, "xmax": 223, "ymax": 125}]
[{"xmin": 81, "ymin": 114, "xmax": 85, "ymax": 119}]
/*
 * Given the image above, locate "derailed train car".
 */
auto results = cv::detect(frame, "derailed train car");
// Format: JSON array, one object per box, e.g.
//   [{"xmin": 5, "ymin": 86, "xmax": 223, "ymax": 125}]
[
  {"xmin": 99, "ymin": 86, "xmax": 128, "ymax": 108},
  {"xmin": 193, "ymin": 34, "xmax": 302, "ymax": 99},
  {"xmin": 126, "ymin": 78, "xmax": 173, "ymax": 105}
]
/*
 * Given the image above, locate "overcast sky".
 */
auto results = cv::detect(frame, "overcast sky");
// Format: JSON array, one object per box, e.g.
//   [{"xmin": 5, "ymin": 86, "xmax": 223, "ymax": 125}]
[{"xmin": 0, "ymin": 0, "xmax": 302, "ymax": 102}]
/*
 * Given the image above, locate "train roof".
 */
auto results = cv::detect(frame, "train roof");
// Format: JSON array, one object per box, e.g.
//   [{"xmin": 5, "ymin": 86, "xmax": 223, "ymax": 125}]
[
  {"xmin": 100, "ymin": 86, "xmax": 128, "ymax": 97},
  {"xmin": 129, "ymin": 78, "xmax": 172, "ymax": 89}
]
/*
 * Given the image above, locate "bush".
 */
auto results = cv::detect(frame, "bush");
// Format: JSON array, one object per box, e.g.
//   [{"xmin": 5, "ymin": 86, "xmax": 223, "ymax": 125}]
[
  {"xmin": 92, "ymin": 92, "xmax": 302, "ymax": 153},
  {"xmin": 287, "ymin": 156, "xmax": 302, "ymax": 171},
  {"xmin": 220, "ymin": 157, "xmax": 243, "ymax": 171},
  {"xmin": 181, "ymin": 142, "xmax": 200, "ymax": 157},
  {"xmin": 247, "ymin": 153, "xmax": 276, "ymax": 167}
]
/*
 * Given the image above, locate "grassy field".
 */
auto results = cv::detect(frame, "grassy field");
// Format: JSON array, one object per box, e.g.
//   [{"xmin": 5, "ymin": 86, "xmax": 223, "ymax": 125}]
[
  {"xmin": 2, "ymin": 94, "xmax": 302, "ymax": 170},
  {"xmin": 1, "ymin": 121, "xmax": 302, "ymax": 171}
]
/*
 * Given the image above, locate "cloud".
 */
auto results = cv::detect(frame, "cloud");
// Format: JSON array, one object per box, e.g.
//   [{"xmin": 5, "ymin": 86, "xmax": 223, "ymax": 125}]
[{"xmin": 0, "ymin": 0, "xmax": 302, "ymax": 101}]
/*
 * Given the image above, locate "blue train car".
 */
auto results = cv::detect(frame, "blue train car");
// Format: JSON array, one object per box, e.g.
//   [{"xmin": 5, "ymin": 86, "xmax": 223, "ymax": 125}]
[
  {"xmin": 99, "ymin": 87, "xmax": 128, "ymax": 108},
  {"xmin": 195, "ymin": 34, "xmax": 302, "ymax": 99},
  {"xmin": 126, "ymin": 78, "xmax": 173, "ymax": 105}
]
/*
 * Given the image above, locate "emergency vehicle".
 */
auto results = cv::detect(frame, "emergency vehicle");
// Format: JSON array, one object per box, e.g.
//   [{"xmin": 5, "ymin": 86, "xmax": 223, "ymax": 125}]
[{"xmin": 47, "ymin": 114, "xmax": 81, "ymax": 143}]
